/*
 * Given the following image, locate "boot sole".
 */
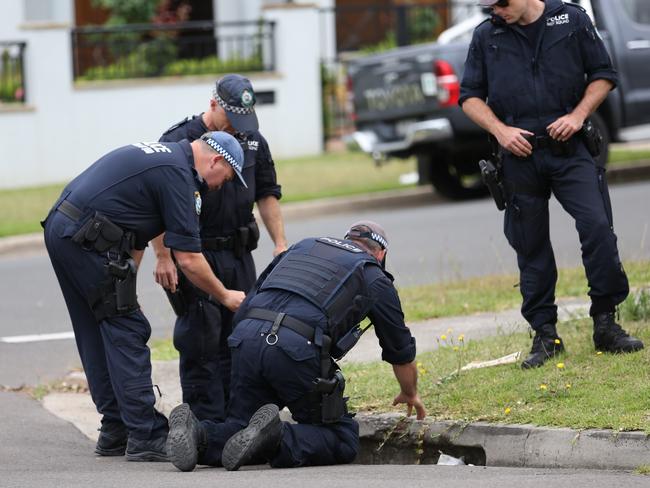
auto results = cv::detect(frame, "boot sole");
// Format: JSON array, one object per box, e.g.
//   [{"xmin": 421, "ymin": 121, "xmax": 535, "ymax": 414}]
[
  {"xmin": 222, "ymin": 404, "xmax": 281, "ymax": 471},
  {"xmin": 521, "ymin": 347, "xmax": 565, "ymax": 369},
  {"xmin": 595, "ymin": 343, "xmax": 644, "ymax": 353},
  {"xmin": 166, "ymin": 403, "xmax": 199, "ymax": 472}
]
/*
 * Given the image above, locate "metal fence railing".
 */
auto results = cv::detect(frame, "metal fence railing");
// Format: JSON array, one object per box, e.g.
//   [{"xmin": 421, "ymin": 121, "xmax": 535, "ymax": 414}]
[
  {"xmin": 0, "ymin": 41, "xmax": 27, "ymax": 104},
  {"xmin": 71, "ymin": 20, "xmax": 275, "ymax": 81}
]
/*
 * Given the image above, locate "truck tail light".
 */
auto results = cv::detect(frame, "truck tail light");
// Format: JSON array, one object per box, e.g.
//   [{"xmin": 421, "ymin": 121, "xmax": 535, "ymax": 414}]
[{"xmin": 434, "ymin": 60, "xmax": 460, "ymax": 108}]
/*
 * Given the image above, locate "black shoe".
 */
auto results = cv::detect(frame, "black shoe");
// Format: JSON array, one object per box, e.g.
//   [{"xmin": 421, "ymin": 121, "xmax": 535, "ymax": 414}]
[
  {"xmin": 222, "ymin": 404, "xmax": 282, "ymax": 471},
  {"xmin": 95, "ymin": 421, "xmax": 128, "ymax": 456},
  {"xmin": 521, "ymin": 324, "xmax": 565, "ymax": 369},
  {"xmin": 167, "ymin": 403, "xmax": 205, "ymax": 472},
  {"xmin": 593, "ymin": 312, "xmax": 644, "ymax": 353},
  {"xmin": 125, "ymin": 435, "xmax": 168, "ymax": 462}
]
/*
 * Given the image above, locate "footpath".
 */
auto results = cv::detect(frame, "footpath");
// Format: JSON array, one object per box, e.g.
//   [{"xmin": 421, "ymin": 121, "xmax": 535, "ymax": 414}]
[{"xmin": 41, "ymin": 298, "xmax": 650, "ymax": 471}]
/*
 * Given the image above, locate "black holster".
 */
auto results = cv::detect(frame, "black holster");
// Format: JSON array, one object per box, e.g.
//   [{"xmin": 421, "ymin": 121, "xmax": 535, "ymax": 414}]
[
  {"xmin": 89, "ymin": 256, "xmax": 139, "ymax": 321},
  {"xmin": 165, "ymin": 288, "xmax": 188, "ymax": 317},
  {"xmin": 313, "ymin": 369, "xmax": 348, "ymax": 424},
  {"xmin": 233, "ymin": 220, "xmax": 260, "ymax": 258},
  {"xmin": 479, "ymin": 158, "xmax": 507, "ymax": 211},
  {"xmin": 581, "ymin": 119, "xmax": 602, "ymax": 159}
]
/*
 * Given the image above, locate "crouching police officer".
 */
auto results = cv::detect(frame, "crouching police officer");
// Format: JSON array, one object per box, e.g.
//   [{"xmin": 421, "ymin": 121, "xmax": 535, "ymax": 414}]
[
  {"xmin": 42, "ymin": 132, "xmax": 247, "ymax": 460},
  {"xmin": 165, "ymin": 221, "xmax": 426, "ymax": 472},
  {"xmin": 153, "ymin": 74, "xmax": 287, "ymax": 423},
  {"xmin": 460, "ymin": 0, "xmax": 643, "ymax": 369}
]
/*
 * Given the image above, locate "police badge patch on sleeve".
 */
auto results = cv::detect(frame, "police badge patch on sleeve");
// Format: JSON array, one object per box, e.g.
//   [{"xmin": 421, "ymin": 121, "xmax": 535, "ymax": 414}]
[{"xmin": 194, "ymin": 191, "xmax": 202, "ymax": 215}]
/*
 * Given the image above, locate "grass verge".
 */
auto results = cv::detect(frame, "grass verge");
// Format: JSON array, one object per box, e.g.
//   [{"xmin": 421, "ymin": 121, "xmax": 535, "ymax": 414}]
[{"xmin": 345, "ymin": 292, "xmax": 650, "ymax": 431}]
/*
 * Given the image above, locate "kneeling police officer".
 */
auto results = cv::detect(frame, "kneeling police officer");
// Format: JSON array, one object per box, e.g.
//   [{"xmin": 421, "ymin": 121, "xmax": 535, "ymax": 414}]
[
  {"xmin": 42, "ymin": 132, "xmax": 246, "ymax": 460},
  {"xmin": 165, "ymin": 221, "xmax": 426, "ymax": 472}
]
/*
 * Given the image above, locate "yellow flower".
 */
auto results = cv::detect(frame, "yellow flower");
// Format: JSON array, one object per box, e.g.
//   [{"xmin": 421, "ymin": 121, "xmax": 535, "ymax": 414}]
[
  {"xmin": 440, "ymin": 334, "xmax": 447, "ymax": 341},
  {"xmin": 453, "ymin": 346, "xmax": 459, "ymax": 352},
  {"xmin": 539, "ymin": 384, "xmax": 548, "ymax": 390},
  {"xmin": 504, "ymin": 407, "xmax": 511, "ymax": 415},
  {"xmin": 417, "ymin": 361, "xmax": 423, "ymax": 368},
  {"xmin": 556, "ymin": 363, "xmax": 565, "ymax": 369},
  {"xmin": 418, "ymin": 368, "xmax": 427, "ymax": 375},
  {"xmin": 458, "ymin": 334, "xmax": 465, "ymax": 342},
  {"xmin": 565, "ymin": 383, "xmax": 572, "ymax": 389},
  {"xmin": 554, "ymin": 339, "xmax": 561, "ymax": 345},
  {"xmin": 596, "ymin": 351, "xmax": 603, "ymax": 356}
]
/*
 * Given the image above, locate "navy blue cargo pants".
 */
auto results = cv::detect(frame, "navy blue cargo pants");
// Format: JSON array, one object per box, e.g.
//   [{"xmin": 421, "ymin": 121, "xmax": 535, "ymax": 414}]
[
  {"xmin": 173, "ymin": 249, "xmax": 256, "ymax": 422},
  {"xmin": 502, "ymin": 141, "xmax": 629, "ymax": 330},
  {"xmin": 44, "ymin": 210, "xmax": 168, "ymax": 439},
  {"xmin": 198, "ymin": 319, "xmax": 359, "ymax": 468}
]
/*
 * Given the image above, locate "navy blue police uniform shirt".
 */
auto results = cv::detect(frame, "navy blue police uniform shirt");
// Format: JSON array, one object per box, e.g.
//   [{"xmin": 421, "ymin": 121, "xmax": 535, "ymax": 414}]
[
  {"xmin": 233, "ymin": 239, "xmax": 417, "ymax": 365},
  {"xmin": 61, "ymin": 140, "xmax": 203, "ymax": 252},
  {"xmin": 159, "ymin": 114, "xmax": 282, "ymax": 237},
  {"xmin": 459, "ymin": 0, "xmax": 618, "ymax": 132}
]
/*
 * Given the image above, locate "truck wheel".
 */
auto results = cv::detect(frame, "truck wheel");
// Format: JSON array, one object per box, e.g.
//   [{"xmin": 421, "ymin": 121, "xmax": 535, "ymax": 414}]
[
  {"xmin": 590, "ymin": 111, "xmax": 610, "ymax": 167},
  {"xmin": 418, "ymin": 153, "xmax": 488, "ymax": 200}
]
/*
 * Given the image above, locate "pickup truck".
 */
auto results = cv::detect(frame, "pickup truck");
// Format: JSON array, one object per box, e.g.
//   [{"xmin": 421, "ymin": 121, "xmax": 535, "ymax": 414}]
[{"xmin": 347, "ymin": 0, "xmax": 650, "ymax": 199}]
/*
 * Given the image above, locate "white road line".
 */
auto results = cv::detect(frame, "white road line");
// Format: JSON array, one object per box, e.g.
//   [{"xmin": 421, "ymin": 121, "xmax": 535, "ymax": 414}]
[{"xmin": 0, "ymin": 331, "xmax": 75, "ymax": 343}]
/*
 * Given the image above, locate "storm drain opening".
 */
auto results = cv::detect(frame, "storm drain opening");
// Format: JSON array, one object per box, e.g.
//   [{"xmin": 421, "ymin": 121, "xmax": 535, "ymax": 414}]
[{"xmin": 355, "ymin": 438, "xmax": 486, "ymax": 466}]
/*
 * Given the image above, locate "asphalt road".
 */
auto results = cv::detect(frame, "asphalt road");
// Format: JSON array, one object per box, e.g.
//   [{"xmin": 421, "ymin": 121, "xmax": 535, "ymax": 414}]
[{"xmin": 1, "ymin": 180, "xmax": 649, "ymax": 388}]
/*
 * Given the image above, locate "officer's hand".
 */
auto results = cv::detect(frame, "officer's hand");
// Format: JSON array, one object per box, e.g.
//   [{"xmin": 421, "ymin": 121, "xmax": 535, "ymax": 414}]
[
  {"xmin": 392, "ymin": 392, "xmax": 426, "ymax": 420},
  {"xmin": 154, "ymin": 256, "xmax": 178, "ymax": 292},
  {"xmin": 547, "ymin": 113, "xmax": 584, "ymax": 142},
  {"xmin": 495, "ymin": 126, "xmax": 534, "ymax": 158},
  {"xmin": 222, "ymin": 290, "xmax": 246, "ymax": 312},
  {"xmin": 272, "ymin": 245, "xmax": 288, "ymax": 257}
]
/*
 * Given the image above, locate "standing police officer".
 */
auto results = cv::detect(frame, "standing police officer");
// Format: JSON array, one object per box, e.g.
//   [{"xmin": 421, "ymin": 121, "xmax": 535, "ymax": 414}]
[
  {"xmin": 460, "ymin": 0, "xmax": 643, "ymax": 368},
  {"xmin": 152, "ymin": 74, "xmax": 287, "ymax": 423},
  {"xmin": 43, "ymin": 132, "xmax": 246, "ymax": 460},
  {"xmin": 165, "ymin": 221, "xmax": 426, "ymax": 472}
]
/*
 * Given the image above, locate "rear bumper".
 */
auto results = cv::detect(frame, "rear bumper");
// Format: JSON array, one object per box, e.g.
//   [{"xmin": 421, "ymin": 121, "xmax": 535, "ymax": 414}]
[{"xmin": 352, "ymin": 118, "xmax": 453, "ymax": 156}]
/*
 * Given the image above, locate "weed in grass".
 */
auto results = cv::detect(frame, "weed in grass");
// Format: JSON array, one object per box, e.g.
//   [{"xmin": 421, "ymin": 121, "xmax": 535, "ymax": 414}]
[
  {"xmin": 635, "ymin": 464, "xmax": 650, "ymax": 475},
  {"xmin": 620, "ymin": 289, "xmax": 650, "ymax": 322}
]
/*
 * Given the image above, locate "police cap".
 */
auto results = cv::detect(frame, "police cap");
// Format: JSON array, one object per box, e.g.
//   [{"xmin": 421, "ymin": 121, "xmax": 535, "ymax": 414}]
[
  {"xmin": 478, "ymin": 0, "xmax": 500, "ymax": 5},
  {"xmin": 345, "ymin": 220, "xmax": 389, "ymax": 249},
  {"xmin": 200, "ymin": 131, "xmax": 248, "ymax": 188},
  {"xmin": 213, "ymin": 74, "xmax": 259, "ymax": 134}
]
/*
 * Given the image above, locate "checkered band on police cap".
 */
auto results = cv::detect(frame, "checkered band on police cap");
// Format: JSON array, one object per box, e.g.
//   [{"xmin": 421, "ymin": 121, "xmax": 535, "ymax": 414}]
[
  {"xmin": 200, "ymin": 131, "xmax": 247, "ymax": 188},
  {"xmin": 213, "ymin": 77, "xmax": 256, "ymax": 115},
  {"xmin": 345, "ymin": 220, "xmax": 389, "ymax": 249}
]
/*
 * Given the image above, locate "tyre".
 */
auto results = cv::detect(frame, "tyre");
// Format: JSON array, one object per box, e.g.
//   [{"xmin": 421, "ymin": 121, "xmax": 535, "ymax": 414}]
[{"xmin": 417, "ymin": 151, "xmax": 488, "ymax": 200}]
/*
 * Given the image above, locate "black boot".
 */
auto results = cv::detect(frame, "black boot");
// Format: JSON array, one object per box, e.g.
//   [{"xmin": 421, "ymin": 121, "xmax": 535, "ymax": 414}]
[
  {"xmin": 593, "ymin": 312, "xmax": 644, "ymax": 353},
  {"xmin": 125, "ymin": 434, "xmax": 168, "ymax": 462},
  {"xmin": 95, "ymin": 421, "xmax": 128, "ymax": 456},
  {"xmin": 521, "ymin": 324, "xmax": 565, "ymax": 369},
  {"xmin": 221, "ymin": 404, "xmax": 282, "ymax": 471},
  {"xmin": 167, "ymin": 403, "xmax": 206, "ymax": 472}
]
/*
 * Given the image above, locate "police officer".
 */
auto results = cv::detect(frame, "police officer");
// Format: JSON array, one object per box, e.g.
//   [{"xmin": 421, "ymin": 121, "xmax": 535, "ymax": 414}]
[
  {"xmin": 152, "ymin": 74, "xmax": 287, "ymax": 423},
  {"xmin": 460, "ymin": 0, "xmax": 643, "ymax": 368},
  {"xmin": 164, "ymin": 221, "xmax": 426, "ymax": 472},
  {"xmin": 42, "ymin": 132, "xmax": 247, "ymax": 460}
]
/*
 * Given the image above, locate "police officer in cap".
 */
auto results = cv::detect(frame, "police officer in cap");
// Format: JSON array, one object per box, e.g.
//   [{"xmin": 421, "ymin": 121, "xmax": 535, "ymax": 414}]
[
  {"xmin": 460, "ymin": 0, "xmax": 643, "ymax": 368},
  {"xmin": 42, "ymin": 132, "xmax": 246, "ymax": 460},
  {"xmin": 165, "ymin": 220, "xmax": 426, "ymax": 472},
  {"xmin": 153, "ymin": 74, "xmax": 287, "ymax": 423}
]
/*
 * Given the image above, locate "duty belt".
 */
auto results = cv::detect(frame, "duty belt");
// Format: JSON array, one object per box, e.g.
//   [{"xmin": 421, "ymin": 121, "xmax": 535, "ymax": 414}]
[
  {"xmin": 201, "ymin": 235, "xmax": 235, "ymax": 251},
  {"xmin": 244, "ymin": 307, "xmax": 332, "ymax": 376},
  {"xmin": 56, "ymin": 199, "xmax": 83, "ymax": 221}
]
